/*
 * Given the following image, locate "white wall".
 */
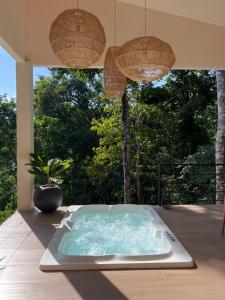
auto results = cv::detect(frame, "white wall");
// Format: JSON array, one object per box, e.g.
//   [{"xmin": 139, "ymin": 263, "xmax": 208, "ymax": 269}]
[{"xmin": 0, "ymin": 0, "xmax": 26, "ymax": 61}]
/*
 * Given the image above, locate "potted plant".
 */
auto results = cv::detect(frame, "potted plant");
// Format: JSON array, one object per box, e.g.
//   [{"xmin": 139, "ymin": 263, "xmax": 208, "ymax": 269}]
[{"xmin": 26, "ymin": 154, "xmax": 73, "ymax": 213}]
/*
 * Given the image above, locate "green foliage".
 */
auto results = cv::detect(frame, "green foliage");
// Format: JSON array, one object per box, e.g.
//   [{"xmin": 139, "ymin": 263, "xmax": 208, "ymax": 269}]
[
  {"xmin": 26, "ymin": 153, "xmax": 73, "ymax": 186},
  {"xmin": 87, "ymin": 71, "xmax": 217, "ymax": 204},
  {"xmin": 0, "ymin": 194, "xmax": 16, "ymax": 224},
  {"xmin": 0, "ymin": 96, "xmax": 16, "ymax": 223},
  {"xmin": 88, "ymin": 95, "xmax": 179, "ymax": 203},
  {"xmin": 181, "ymin": 145, "xmax": 215, "ymax": 203},
  {"xmin": 0, "ymin": 69, "xmax": 218, "ymax": 220},
  {"xmin": 34, "ymin": 69, "xmax": 105, "ymax": 204},
  {"xmin": 87, "ymin": 101, "xmax": 123, "ymax": 203}
]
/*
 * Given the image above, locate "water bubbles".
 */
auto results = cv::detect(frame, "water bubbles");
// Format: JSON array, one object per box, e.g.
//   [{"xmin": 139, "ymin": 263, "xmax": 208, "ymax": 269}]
[{"xmin": 58, "ymin": 212, "xmax": 170, "ymax": 256}]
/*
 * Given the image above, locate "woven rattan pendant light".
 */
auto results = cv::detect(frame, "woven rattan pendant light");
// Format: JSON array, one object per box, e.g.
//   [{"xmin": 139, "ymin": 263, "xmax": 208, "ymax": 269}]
[
  {"xmin": 49, "ymin": 0, "xmax": 106, "ymax": 68},
  {"xmin": 104, "ymin": 1, "xmax": 126, "ymax": 99},
  {"xmin": 104, "ymin": 47, "xmax": 126, "ymax": 99},
  {"xmin": 116, "ymin": 0, "xmax": 176, "ymax": 82}
]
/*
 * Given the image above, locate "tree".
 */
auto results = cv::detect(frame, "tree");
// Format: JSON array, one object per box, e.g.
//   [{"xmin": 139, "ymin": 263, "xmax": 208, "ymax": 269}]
[
  {"xmin": 34, "ymin": 69, "xmax": 104, "ymax": 204},
  {"xmin": 0, "ymin": 69, "xmax": 219, "ymax": 223},
  {"xmin": 89, "ymin": 71, "xmax": 217, "ymax": 204},
  {"xmin": 215, "ymin": 71, "xmax": 225, "ymax": 204},
  {"xmin": 0, "ymin": 96, "xmax": 16, "ymax": 223},
  {"xmin": 121, "ymin": 92, "xmax": 131, "ymax": 204},
  {"xmin": 164, "ymin": 71, "xmax": 216, "ymax": 157},
  {"xmin": 88, "ymin": 101, "xmax": 123, "ymax": 203},
  {"xmin": 135, "ymin": 106, "xmax": 142, "ymax": 203}
]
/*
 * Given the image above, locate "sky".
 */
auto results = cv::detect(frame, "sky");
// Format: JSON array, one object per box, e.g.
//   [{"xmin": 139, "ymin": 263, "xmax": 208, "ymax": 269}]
[
  {"xmin": 0, "ymin": 46, "xmax": 166, "ymax": 98},
  {"xmin": 0, "ymin": 47, "xmax": 50, "ymax": 98}
]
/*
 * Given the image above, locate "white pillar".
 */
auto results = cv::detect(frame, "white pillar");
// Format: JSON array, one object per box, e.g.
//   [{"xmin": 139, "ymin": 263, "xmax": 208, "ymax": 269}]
[{"xmin": 16, "ymin": 62, "xmax": 34, "ymax": 211}]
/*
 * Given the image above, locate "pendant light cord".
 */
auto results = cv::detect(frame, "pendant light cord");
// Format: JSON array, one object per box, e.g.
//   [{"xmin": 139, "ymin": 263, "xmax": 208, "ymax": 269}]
[
  {"xmin": 114, "ymin": 0, "xmax": 117, "ymax": 46},
  {"xmin": 75, "ymin": 0, "xmax": 79, "ymax": 9}
]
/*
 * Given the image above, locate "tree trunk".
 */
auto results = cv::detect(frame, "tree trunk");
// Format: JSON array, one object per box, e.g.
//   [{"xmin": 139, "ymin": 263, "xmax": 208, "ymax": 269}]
[
  {"xmin": 121, "ymin": 92, "xmax": 131, "ymax": 204},
  {"xmin": 216, "ymin": 71, "xmax": 225, "ymax": 205},
  {"xmin": 135, "ymin": 106, "xmax": 142, "ymax": 204},
  {"xmin": 136, "ymin": 143, "xmax": 142, "ymax": 203}
]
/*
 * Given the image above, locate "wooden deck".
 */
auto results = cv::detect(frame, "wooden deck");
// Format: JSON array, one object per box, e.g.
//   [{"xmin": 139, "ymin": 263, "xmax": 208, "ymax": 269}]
[{"xmin": 0, "ymin": 205, "xmax": 225, "ymax": 300}]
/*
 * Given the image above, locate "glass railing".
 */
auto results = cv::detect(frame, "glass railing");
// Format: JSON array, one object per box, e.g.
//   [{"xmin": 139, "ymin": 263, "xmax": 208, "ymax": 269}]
[
  {"xmin": 157, "ymin": 164, "xmax": 224, "ymax": 207},
  {"xmin": 0, "ymin": 188, "xmax": 17, "ymax": 224}
]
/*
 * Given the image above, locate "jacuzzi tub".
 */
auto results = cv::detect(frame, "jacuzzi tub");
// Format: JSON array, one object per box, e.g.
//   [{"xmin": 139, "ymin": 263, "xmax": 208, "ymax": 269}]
[{"xmin": 40, "ymin": 205, "xmax": 194, "ymax": 270}]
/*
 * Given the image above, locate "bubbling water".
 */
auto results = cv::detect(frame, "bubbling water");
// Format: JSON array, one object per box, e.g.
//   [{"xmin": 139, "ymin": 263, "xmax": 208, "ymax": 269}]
[{"xmin": 58, "ymin": 212, "xmax": 170, "ymax": 256}]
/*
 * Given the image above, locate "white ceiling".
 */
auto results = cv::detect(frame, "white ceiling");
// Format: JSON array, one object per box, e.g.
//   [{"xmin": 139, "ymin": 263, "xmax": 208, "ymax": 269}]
[
  {"xmin": 23, "ymin": 0, "xmax": 225, "ymax": 68},
  {"xmin": 1, "ymin": 0, "xmax": 225, "ymax": 69},
  {"xmin": 120, "ymin": 0, "xmax": 225, "ymax": 27}
]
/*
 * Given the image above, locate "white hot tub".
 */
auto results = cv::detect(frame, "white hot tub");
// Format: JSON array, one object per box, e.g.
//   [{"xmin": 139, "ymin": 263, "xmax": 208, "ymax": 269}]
[{"xmin": 40, "ymin": 205, "xmax": 194, "ymax": 270}]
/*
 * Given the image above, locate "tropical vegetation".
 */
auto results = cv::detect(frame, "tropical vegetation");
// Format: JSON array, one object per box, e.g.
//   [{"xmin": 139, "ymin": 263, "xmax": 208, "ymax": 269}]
[
  {"xmin": 26, "ymin": 154, "xmax": 73, "ymax": 187},
  {"xmin": 0, "ymin": 69, "xmax": 218, "ymax": 223}
]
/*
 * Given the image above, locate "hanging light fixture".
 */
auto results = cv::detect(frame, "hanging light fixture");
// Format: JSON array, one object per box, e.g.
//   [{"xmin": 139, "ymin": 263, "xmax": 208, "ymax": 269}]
[
  {"xmin": 104, "ymin": 47, "xmax": 127, "ymax": 99},
  {"xmin": 104, "ymin": 1, "xmax": 126, "ymax": 99},
  {"xmin": 49, "ymin": 0, "xmax": 106, "ymax": 68},
  {"xmin": 116, "ymin": 0, "xmax": 176, "ymax": 82}
]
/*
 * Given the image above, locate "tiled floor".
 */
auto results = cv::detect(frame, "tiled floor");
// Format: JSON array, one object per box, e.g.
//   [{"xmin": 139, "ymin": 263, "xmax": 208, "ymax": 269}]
[{"xmin": 0, "ymin": 205, "xmax": 225, "ymax": 300}]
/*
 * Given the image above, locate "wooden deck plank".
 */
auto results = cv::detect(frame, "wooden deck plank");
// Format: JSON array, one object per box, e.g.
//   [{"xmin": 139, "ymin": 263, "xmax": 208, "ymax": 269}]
[{"xmin": 0, "ymin": 205, "xmax": 225, "ymax": 300}]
